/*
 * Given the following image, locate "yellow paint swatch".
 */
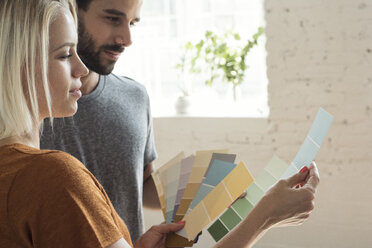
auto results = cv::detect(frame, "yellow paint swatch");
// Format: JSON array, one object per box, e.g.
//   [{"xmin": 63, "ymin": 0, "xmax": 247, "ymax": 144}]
[
  {"xmin": 152, "ymin": 171, "xmax": 166, "ymax": 218},
  {"xmin": 179, "ymin": 162, "xmax": 253, "ymax": 240},
  {"xmin": 174, "ymin": 149, "xmax": 228, "ymax": 221},
  {"xmin": 203, "ymin": 184, "xmax": 232, "ymax": 220}
]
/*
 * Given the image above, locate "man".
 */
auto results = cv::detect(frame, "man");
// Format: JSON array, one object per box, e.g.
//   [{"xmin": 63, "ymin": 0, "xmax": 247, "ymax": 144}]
[{"xmin": 41, "ymin": 0, "xmax": 160, "ymax": 243}]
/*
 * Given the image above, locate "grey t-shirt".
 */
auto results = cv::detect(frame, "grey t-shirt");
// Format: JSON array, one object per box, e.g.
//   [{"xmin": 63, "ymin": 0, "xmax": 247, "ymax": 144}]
[{"xmin": 40, "ymin": 74, "xmax": 157, "ymax": 242}]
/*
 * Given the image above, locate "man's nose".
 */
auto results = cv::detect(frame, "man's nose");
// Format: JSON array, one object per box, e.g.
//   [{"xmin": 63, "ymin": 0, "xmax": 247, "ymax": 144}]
[{"xmin": 115, "ymin": 23, "xmax": 132, "ymax": 47}]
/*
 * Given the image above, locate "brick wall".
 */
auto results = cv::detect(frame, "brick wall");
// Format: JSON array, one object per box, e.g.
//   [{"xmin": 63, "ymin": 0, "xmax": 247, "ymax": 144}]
[{"xmin": 145, "ymin": 0, "xmax": 372, "ymax": 247}]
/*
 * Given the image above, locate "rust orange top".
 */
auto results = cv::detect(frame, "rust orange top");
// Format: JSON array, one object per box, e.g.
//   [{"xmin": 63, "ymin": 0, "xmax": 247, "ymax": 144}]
[{"xmin": 0, "ymin": 144, "xmax": 133, "ymax": 248}]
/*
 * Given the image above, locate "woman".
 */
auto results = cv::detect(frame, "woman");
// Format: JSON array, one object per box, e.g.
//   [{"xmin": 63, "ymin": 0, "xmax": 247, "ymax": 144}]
[
  {"xmin": 0, "ymin": 1, "xmax": 184, "ymax": 247},
  {"xmin": 0, "ymin": 0, "xmax": 319, "ymax": 247}
]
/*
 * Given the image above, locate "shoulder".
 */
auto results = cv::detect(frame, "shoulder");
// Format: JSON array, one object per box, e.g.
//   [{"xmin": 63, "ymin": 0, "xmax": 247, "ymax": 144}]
[
  {"xmin": 7, "ymin": 151, "xmax": 127, "ymax": 248},
  {"xmin": 33, "ymin": 150, "xmax": 87, "ymax": 174},
  {"xmin": 8, "ymin": 150, "xmax": 107, "ymax": 214},
  {"xmin": 14, "ymin": 151, "xmax": 96, "ymax": 193},
  {"xmin": 106, "ymin": 74, "xmax": 149, "ymax": 98}
]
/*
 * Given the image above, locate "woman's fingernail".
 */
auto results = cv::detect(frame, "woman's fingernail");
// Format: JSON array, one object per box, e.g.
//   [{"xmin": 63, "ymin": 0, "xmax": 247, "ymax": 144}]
[
  {"xmin": 296, "ymin": 185, "xmax": 300, "ymax": 189},
  {"xmin": 300, "ymin": 166, "xmax": 308, "ymax": 173},
  {"xmin": 177, "ymin": 221, "xmax": 185, "ymax": 224}
]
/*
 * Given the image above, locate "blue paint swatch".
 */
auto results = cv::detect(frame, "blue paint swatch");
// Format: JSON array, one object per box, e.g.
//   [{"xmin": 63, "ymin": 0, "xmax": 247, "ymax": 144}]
[
  {"xmin": 188, "ymin": 160, "xmax": 236, "ymax": 211},
  {"xmin": 308, "ymin": 107, "xmax": 333, "ymax": 146},
  {"xmin": 292, "ymin": 137, "xmax": 319, "ymax": 170}
]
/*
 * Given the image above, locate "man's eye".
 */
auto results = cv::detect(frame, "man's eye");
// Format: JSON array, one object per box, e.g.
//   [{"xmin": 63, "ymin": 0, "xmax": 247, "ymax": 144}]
[{"xmin": 107, "ymin": 16, "xmax": 120, "ymax": 23}]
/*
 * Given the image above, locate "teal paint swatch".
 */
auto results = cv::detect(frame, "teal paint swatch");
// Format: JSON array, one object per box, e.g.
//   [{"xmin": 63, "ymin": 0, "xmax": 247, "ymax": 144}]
[
  {"xmin": 188, "ymin": 159, "xmax": 236, "ymax": 211},
  {"xmin": 308, "ymin": 107, "xmax": 333, "ymax": 146},
  {"xmin": 205, "ymin": 153, "xmax": 236, "ymax": 176},
  {"xmin": 189, "ymin": 185, "xmax": 213, "ymax": 209},
  {"xmin": 204, "ymin": 160, "xmax": 237, "ymax": 186},
  {"xmin": 292, "ymin": 137, "xmax": 319, "ymax": 169}
]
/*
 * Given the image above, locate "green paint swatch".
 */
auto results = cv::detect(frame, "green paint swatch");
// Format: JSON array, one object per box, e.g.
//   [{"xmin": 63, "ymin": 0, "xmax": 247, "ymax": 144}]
[
  {"xmin": 207, "ymin": 108, "xmax": 333, "ymax": 243},
  {"xmin": 245, "ymin": 183, "xmax": 264, "ymax": 205},
  {"xmin": 207, "ymin": 219, "xmax": 229, "ymax": 242},
  {"xmin": 255, "ymin": 169, "xmax": 277, "ymax": 192},
  {"xmin": 231, "ymin": 196, "xmax": 254, "ymax": 218},
  {"xmin": 220, "ymin": 208, "xmax": 242, "ymax": 230},
  {"xmin": 264, "ymin": 155, "xmax": 288, "ymax": 179}
]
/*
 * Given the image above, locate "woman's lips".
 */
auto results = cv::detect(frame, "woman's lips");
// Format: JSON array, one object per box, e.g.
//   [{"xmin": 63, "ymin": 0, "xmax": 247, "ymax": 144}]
[{"xmin": 69, "ymin": 89, "xmax": 82, "ymax": 98}]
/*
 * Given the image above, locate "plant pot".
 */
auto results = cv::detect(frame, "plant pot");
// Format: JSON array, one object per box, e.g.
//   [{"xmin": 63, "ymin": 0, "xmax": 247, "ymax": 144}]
[{"xmin": 175, "ymin": 95, "xmax": 191, "ymax": 115}]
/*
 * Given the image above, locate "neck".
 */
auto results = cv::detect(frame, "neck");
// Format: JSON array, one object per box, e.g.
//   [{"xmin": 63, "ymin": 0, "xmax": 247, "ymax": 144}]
[
  {"xmin": 0, "ymin": 121, "xmax": 41, "ymax": 149},
  {"xmin": 80, "ymin": 70, "xmax": 100, "ymax": 96}
]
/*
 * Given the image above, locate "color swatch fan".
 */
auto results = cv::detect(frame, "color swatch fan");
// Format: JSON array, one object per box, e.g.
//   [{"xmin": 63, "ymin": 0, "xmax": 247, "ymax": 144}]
[{"xmin": 151, "ymin": 108, "xmax": 333, "ymax": 247}]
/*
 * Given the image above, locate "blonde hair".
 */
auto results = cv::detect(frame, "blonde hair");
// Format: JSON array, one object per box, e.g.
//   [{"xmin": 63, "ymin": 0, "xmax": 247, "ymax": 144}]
[{"xmin": 0, "ymin": 0, "xmax": 77, "ymax": 139}]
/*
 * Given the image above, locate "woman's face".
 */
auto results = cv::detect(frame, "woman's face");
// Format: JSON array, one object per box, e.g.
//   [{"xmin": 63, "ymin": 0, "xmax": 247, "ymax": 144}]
[{"xmin": 41, "ymin": 8, "xmax": 88, "ymax": 119}]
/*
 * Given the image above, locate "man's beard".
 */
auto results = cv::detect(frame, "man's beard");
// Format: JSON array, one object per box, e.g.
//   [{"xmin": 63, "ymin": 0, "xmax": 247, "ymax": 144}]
[{"xmin": 77, "ymin": 18, "xmax": 124, "ymax": 75}]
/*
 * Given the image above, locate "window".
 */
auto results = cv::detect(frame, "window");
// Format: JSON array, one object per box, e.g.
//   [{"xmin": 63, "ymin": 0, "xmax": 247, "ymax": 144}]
[{"xmin": 113, "ymin": 0, "xmax": 268, "ymax": 117}]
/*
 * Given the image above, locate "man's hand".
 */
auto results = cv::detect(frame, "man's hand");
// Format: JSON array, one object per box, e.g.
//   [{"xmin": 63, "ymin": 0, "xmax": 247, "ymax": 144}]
[
  {"xmin": 143, "ymin": 163, "xmax": 161, "ymax": 209},
  {"xmin": 134, "ymin": 222, "xmax": 185, "ymax": 248}
]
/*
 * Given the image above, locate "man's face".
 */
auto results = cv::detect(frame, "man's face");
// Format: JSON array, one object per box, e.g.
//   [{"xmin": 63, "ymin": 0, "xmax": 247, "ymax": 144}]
[{"xmin": 77, "ymin": 0, "xmax": 142, "ymax": 75}]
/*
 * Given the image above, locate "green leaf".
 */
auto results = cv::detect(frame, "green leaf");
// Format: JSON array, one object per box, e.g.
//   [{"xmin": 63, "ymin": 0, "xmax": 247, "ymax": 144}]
[{"xmin": 234, "ymin": 33, "xmax": 241, "ymax": 40}]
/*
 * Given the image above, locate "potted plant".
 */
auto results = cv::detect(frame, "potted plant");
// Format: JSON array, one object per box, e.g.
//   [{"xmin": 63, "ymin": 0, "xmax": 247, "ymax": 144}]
[
  {"xmin": 176, "ymin": 27, "xmax": 264, "ymax": 102},
  {"xmin": 174, "ymin": 42, "xmax": 202, "ymax": 114}
]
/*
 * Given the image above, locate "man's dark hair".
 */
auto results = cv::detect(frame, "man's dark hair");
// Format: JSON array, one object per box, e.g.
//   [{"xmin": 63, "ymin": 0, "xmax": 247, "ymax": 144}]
[{"xmin": 75, "ymin": 0, "xmax": 93, "ymax": 11}]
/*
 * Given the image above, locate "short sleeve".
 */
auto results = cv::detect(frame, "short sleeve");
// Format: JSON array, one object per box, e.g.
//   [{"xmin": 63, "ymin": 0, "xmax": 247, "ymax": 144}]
[
  {"xmin": 144, "ymin": 91, "xmax": 158, "ymax": 168},
  {"xmin": 7, "ymin": 152, "xmax": 132, "ymax": 248}
]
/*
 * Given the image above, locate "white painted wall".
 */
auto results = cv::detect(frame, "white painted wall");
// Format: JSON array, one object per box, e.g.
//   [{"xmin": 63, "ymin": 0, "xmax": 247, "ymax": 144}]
[{"xmin": 144, "ymin": 0, "xmax": 372, "ymax": 247}]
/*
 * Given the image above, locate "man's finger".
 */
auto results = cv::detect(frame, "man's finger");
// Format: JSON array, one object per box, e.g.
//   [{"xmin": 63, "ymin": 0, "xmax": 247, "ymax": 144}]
[{"xmin": 153, "ymin": 221, "xmax": 185, "ymax": 234}]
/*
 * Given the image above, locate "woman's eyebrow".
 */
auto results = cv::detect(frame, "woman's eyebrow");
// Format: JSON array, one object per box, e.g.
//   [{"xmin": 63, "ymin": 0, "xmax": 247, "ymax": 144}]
[{"xmin": 52, "ymin": 42, "xmax": 75, "ymax": 52}]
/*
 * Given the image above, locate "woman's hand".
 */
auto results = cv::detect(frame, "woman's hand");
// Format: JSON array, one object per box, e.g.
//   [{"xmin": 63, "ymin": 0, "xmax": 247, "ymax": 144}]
[
  {"xmin": 134, "ymin": 221, "xmax": 185, "ymax": 248},
  {"xmin": 214, "ymin": 162, "xmax": 319, "ymax": 248},
  {"xmin": 259, "ymin": 162, "xmax": 320, "ymax": 228}
]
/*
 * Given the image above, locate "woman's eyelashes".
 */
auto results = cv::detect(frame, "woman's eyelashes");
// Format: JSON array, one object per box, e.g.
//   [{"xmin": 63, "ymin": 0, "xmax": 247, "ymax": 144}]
[
  {"xmin": 58, "ymin": 48, "xmax": 76, "ymax": 60},
  {"xmin": 59, "ymin": 54, "xmax": 72, "ymax": 60}
]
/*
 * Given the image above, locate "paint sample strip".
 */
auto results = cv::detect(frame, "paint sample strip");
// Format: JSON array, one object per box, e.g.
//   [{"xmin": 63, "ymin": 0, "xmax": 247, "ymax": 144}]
[
  {"xmin": 173, "ymin": 149, "xmax": 228, "ymax": 222},
  {"xmin": 167, "ymin": 153, "xmax": 235, "ymax": 244},
  {"xmin": 152, "ymin": 171, "xmax": 166, "ymax": 219},
  {"xmin": 177, "ymin": 162, "xmax": 254, "ymax": 240},
  {"xmin": 208, "ymin": 156, "xmax": 290, "ymax": 241},
  {"xmin": 171, "ymin": 155, "xmax": 195, "ymax": 221},
  {"xmin": 153, "ymin": 152, "xmax": 185, "ymax": 219},
  {"xmin": 208, "ymin": 108, "xmax": 333, "ymax": 242},
  {"xmin": 186, "ymin": 159, "xmax": 237, "ymax": 214},
  {"xmin": 164, "ymin": 161, "xmax": 182, "ymax": 223},
  {"xmin": 207, "ymin": 155, "xmax": 288, "ymax": 239},
  {"xmin": 204, "ymin": 153, "xmax": 237, "ymax": 179},
  {"xmin": 290, "ymin": 107, "xmax": 333, "ymax": 171}
]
